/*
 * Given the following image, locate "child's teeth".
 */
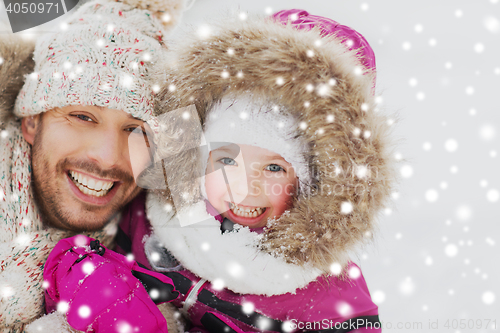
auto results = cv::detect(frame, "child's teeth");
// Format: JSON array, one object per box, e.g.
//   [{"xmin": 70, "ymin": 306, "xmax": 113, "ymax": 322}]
[{"xmin": 230, "ymin": 203, "xmax": 266, "ymax": 218}]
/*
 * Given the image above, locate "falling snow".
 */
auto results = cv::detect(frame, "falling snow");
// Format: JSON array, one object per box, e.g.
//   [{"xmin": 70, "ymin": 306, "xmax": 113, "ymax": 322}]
[
  {"xmin": 444, "ymin": 139, "xmax": 458, "ymax": 152},
  {"xmin": 0, "ymin": 0, "xmax": 492, "ymax": 329},
  {"xmin": 399, "ymin": 277, "xmax": 415, "ymax": 296},
  {"xmin": 330, "ymin": 262, "xmax": 342, "ymax": 275},
  {"xmin": 445, "ymin": 244, "xmax": 458, "ymax": 257},
  {"xmin": 482, "ymin": 291, "xmax": 495, "ymax": 305}
]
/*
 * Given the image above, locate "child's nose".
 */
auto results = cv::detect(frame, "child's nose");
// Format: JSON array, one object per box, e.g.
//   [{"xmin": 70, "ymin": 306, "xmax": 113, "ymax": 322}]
[
  {"xmin": 227, "ymin": 167, "xmax": 264, "ymax": 201},
  {"xmin": 227, "ymin": 172, "xmax": 250, "ymax": 201}
]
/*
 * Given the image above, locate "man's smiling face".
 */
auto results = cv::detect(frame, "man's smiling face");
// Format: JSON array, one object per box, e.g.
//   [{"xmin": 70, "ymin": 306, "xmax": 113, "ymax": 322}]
[{"xmin": 22, "ymin": 105, "xmax": 152, "ymax": 231}]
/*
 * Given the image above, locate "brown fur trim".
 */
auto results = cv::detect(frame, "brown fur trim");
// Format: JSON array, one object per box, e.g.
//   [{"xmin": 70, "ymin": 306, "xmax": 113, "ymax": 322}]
[
  {"xmin": 0, "ymin": 36, "xmax": 34, "ymax": 127},
  {"xmin": 153, "ymin": 16, "xmax": 395, "ymax": 273},
  {"xmin": 157, "ymin": 302, "xmax": 185, "ymax": 333}
]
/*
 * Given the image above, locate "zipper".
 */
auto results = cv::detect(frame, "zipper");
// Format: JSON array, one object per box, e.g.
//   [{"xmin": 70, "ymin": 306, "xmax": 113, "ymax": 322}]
[{"xmin": 182, "ymin": 278, "xmax": 207, "ymax": 314}]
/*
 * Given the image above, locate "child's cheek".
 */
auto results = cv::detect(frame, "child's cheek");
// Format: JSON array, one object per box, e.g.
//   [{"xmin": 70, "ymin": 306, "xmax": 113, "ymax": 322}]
[
  {"xmin": 266, "ymin": 179, "xmax": 296, "ymax": 217},
  {"xmin": 205, "ymin": 171, "xmax": 227, "ymax": 212}
]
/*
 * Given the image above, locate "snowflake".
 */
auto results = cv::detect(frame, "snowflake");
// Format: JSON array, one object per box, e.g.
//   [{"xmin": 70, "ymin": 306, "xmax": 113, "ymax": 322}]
[
  {"xmin": 117, "ymin": 321, "xmax": 133, "ymax": 333},
  {"xmin": 82, "ymin": 262, "xmax": 95, "ymax": 275},
  {"xmin": 242, "ymin": 302, "xmax": 254, "ymax": 314},
  {"xmin": 372, "ymin": 290, "xmax": 386, "ymax": 304},
  {"xmin": 340, "ymin": 201, "xmax": 353, "ymax": 214},
  {"xmin": 57, "ymin": 301, "xmax": 69, "ymax": 313},
  {"xmin": 336, "ymin": 301, "xmax": 354, "ymax": 316},
  {"xmin": 121, "ymin": 75, "xmax": 133, "ymax": 88},
  {"xmin": 402, "ymin": 41, "xmax": 411, "ymax": 51},
  {"xmin": 348, "ymin": 266, "xmax": 361, "ymax": 279},
  {"xmin": 212, "ymin": 278, "xmax": 224, "ymax": 291},
  {"xmin": 161, "ymin": 13, "xmax": 171, "ymax": 23},
  {"xmin": 330, "ymin": 262, "xmax": 342, "ymax": 275},
  {"xmin": 399, "ymin": 277, "xmax": 415, "ymax": 296},
  {"xmin": 444, "ymin": 244, "xmax": 458, "ymax": 257},
  {"xmin": 226, "ymin": 262, "xmax": 244, "ymax": 278},
  {"xmin": 479, "ymin": 124, "xmax": 496, "ymax": 141},
  {"xmin": 486, "ymin": 189, "xmax": 499, "ymax": 202},
  {"xmin": 482, "ymin": 291, "xmax": 495, "ymax": 305},
  {"xmin": 149, "ymin": 289, "xmax": 160, "ymax": 300},
  {"xmin": 400, "ymin": 165, "xmax": 413, "ymax": 178},
  {"xmin": 474, "ymin": 43, "xmax": 485, "ymax": 53},
  {"xmin": 456, "ymin": 205, "xmax": 472, "ymax": 221},
  {"xmin": 150, "ymin": 252, "xmax": 160, "ymax": 262},
  {"xmin": 483, "ymin": 16, "xmax": 500, "ymax": 33},
  {"xmin": 425, "ymin": 189, "xmax": 439, "ymax": 202},
  {"xmin": 1, "ymin": 285, "xmax": 14, "ymax": 298}
]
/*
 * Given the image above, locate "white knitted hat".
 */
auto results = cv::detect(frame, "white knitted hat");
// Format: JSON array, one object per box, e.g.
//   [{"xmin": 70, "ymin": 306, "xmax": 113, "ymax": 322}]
[
  {"xmin": 14, "ymin": 0, "xmax": 186, "ymax": 121},
  {"xmin": 202, "ymin": 96, "xmax": 311, "ymax": 194}
]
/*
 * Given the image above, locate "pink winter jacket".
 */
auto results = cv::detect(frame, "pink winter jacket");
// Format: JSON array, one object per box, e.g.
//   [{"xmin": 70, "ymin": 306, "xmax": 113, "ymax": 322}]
[{"xmin": 115, "ymin": 193, "xmax": 382, "ymax": 333}]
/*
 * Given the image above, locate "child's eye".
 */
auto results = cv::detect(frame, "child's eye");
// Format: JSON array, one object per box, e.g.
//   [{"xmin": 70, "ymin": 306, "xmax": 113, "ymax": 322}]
[
  {"xmin": 218, "ymin": 158, "xmax": 237, "ymax": 166},
  {"xmin": 266, "ymin": 164, "xmax": 285, "ymax": 172}
]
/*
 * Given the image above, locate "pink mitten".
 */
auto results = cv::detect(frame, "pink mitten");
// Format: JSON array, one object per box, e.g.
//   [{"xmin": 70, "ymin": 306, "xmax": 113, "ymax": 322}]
[{"xmin": 44, "ymin": 235, "xmax": 179, "ymax": 332}]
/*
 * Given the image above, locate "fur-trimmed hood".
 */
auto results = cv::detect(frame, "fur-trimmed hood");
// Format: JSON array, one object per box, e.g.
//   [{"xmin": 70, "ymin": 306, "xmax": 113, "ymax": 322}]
[
  {"xmin": 149, "ymin": 14, "xmax": 395, "ymax": 276},
  {"xmin": 0, "ymin": 36, "xmax": 34, "ymax": 127}
]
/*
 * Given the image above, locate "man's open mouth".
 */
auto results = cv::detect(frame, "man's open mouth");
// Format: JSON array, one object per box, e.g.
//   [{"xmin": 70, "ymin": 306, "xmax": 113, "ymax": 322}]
[
  {"xmin": 68, "ymin": 170, "xmax": 115, "ymax": 197},
  {"xmin": 229, "ymin": 202, "xmax": 267, "ymax": 218}
]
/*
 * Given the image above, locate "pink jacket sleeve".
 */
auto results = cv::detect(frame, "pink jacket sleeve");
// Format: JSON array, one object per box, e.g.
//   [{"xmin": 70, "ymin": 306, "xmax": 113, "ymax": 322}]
[{"xmin": 294, "ymin": 265, "xmax": 381, "ymax": 332}]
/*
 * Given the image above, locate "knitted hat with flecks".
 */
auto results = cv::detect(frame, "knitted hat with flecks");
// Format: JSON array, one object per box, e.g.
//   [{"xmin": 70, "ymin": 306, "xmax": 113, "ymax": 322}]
[{"xmin": 14, "ymin": 0, "xmax": 191, "ymax": 121}]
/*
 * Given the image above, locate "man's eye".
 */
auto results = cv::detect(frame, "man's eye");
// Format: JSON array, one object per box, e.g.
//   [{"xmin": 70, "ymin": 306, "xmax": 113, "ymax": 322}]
[
  {"xmin": 75, "ymin": 115, "xmax": 94, "ymax": 122},
  {"xmin": 265, "ymin": 164, "xmax": 285, "ymax": 172},
  {"xmin": 126, "ymin": 126, "xmax": 147, "ymax": 135},
  {"xmin": 218, "ymin": 158, "xmax": 237, "ymax": 166}
]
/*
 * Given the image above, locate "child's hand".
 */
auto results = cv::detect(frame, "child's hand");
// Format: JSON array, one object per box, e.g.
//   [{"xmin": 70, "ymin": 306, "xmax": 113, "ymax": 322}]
[{"xmin": 44, "ymin": 235, "xmax": 179, "ymax": 332}]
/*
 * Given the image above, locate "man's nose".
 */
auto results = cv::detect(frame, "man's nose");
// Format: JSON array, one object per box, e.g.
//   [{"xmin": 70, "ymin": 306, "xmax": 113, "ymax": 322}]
[{"xmin": 87, "ymin": 130, "xmax": 124, "ymax": 170}]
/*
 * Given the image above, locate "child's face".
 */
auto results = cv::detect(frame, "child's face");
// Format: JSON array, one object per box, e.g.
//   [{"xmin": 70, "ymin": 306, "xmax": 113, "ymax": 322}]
[{"xmin": 205, "ymin": 144, "xmax": 298, "ymax": 228}]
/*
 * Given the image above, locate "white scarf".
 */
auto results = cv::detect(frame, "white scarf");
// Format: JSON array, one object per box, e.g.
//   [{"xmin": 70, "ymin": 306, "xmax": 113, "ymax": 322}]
[
  {"xmin": 146, "ymin": 193, "xmax": 322, "ymax": 297},
  {"xmin": 0, "ymin": 120, "xmax": 119, "ymax": 332}
]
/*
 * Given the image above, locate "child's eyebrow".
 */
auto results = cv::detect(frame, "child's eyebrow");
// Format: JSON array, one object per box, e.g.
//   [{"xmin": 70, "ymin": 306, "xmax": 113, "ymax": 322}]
[
  {"xmin": 212, "ymin": 146, "xmax": 238, "ymax": 154},
  {"xmin": 261, "ymin": 152, "xmax": 285, "ymax": 159},
  {"xmin": 213, "ymin": 147, "xmax": 233, "ymax": 153}
]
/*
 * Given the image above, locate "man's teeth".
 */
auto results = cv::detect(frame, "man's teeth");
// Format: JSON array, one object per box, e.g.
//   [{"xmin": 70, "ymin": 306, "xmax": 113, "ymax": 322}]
[
  {"xmin": 230, "ymin": 203, "xmax": 266, "ymax": 218},
  {"xmin": 69, "ymin": 170, "xmax": 114, "ymax": 197}
]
